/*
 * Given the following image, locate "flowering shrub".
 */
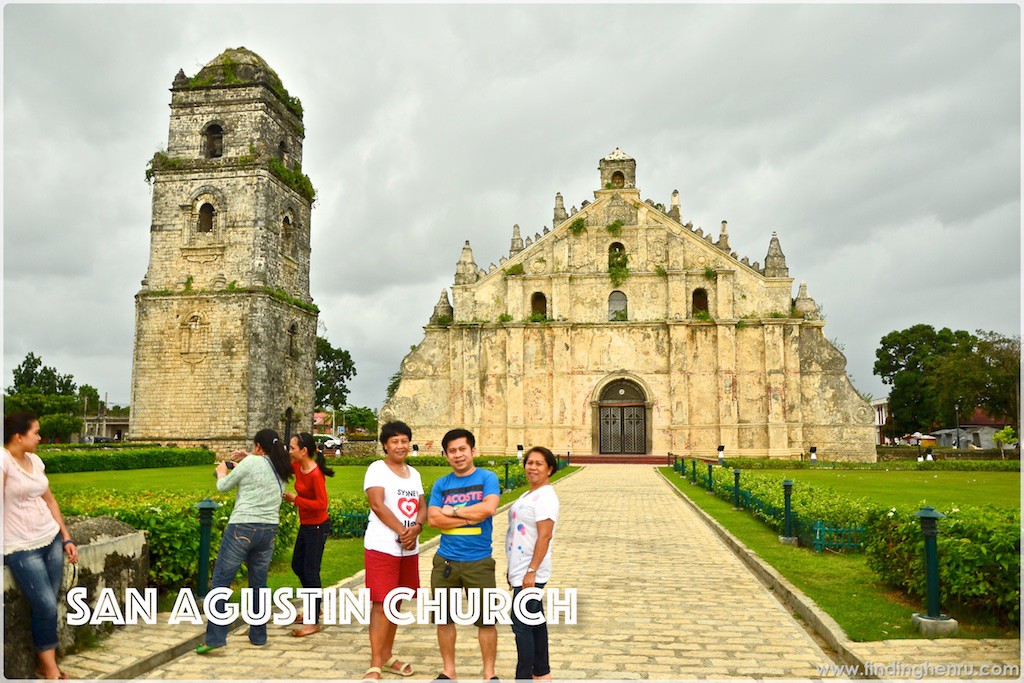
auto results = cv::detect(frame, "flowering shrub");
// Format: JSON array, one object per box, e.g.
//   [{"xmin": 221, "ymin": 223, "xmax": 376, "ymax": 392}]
[{"xmin": 864, "ymin": 504, "xmax": 1020, "ymax": 625}]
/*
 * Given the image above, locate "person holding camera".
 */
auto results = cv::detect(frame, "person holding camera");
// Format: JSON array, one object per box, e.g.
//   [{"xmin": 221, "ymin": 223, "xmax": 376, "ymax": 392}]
[
  {"xmin": 196, "ymin": 429, "xmax": 293, "ymax": 654},
  {"xmin": 284, "ymin": 432, "xmax": 334, "ymax": 637},
  {"xmin": 3, "ymin": 412, "xmax": 78, "ymax": 680}
]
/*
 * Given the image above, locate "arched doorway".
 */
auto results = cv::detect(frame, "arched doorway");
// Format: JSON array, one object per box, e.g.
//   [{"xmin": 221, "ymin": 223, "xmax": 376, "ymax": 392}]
[{"xmin": 598, "ymin": 379, "xmax": 647, "ymax": 454}]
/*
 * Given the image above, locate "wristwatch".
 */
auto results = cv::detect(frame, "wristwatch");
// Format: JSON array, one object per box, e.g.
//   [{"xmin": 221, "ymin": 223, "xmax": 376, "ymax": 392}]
[{"xmin": 526, "ymin": 567, "xmax": 536, "ymax": 573}]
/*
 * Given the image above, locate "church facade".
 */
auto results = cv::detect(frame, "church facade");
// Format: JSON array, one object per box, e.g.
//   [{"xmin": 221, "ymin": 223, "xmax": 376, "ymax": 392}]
[
  {"xmin": 129, "ymin": 48, "xmax": 317, "ymax": 454},
  {"xmin": 382, "ymin": 150, "xmax": 875, "ymax": 460}
]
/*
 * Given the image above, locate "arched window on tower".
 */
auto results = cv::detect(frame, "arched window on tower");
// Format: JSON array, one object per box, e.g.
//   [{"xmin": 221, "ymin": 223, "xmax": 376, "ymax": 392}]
[
  {"xmin": 204, "ymin": 124, "xmax": 223, "ymax": 159},
  {"xmin": 282, "ymin": 216, "xmax": 294, "ymax": 255},
  {"xmin": 610, "ymin": 171, "xmax": 625, "ymax": 189},
  {"xmin": 278, "ymin": 140, "xmax": 287, "ymax": 162},
  {"xmin": 288, "ymin": 322, "xmax": 299, "ymax": 359},
  {"xmin": 692, "ymin": 288, "xmax": 709, "ymax": 316},
  {"xmin": 198, "ymin": 203, "xmax": 215, "ymax": 233},
  {"xmin": 531, "ymin": 292, "xmax": 548, "ymax": 319},
  {"xmin": 609, "ymin": 291, "xmax": 628, "ymax": 321}
]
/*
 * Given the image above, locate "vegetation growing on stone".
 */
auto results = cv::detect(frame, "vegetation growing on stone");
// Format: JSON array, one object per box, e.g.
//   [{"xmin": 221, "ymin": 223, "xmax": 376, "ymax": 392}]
[
  {"xmin": 144, "ymin": 151, "xmax": 186, "ymax": 183},
  {"xmin": 504, "ymin": 263, "xmax": 525, "ymax": 277},
  {"xmin": 268, "ymin": 158, "xmax": 316, "ymax": 204},
  {"xmin": 497, "ymin": 313, "xmax": 514, "ymax": 323},
  {"xmin": 605, "ymin": 219, "xmax": 623, "ymax": 237},
  {"xmin": 568, "ymin": 218, "xmax": 586, "ymax": 236},
  {"xmin": 655, "ymin": 265, "xmax": 668, "ymax": 278},
  {"xmin": 703, "ymin": 266, "xmax": 717, "ymax": 280},
  {"xmin": 693, "ymin": 309, "xmax": 713, "ymax": 322},
  {"xmin": 608, "ymin": 250, "xmax": 630, "ymax": 286}
]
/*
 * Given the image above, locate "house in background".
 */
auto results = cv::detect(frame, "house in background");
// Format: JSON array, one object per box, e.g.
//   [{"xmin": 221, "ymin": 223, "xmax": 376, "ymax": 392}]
[
  {"xmin": 932, "ymin": 408, "xmax": 1014, "ymax": 449},
  {"xmin": 871, "ymin": 397, "xmax": 891, "ymax": 445}
]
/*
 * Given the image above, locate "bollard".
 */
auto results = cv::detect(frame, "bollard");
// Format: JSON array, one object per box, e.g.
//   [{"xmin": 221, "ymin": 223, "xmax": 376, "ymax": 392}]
[
  {"xmin": 504, "ymin": 462, "xmax": 510, "ymax": 491},
  {"xmin": 910, "ymin": 506, "xmax": 958, "ymax": 634},
  {"xmin": 782, "ymin": 480, "xmax": 794, "ymax": 538},
  {"xmin": 691, "ymin": 459, "xmax": 697, "ymax": 484},
  {"xmin": 195, "ymin": 498, "xmax": 223, "ymax": 599},
  {"xmin": 706, "ymin": 462, "xmax": 714, "ymax": 493},
  {"xmin": 916, "ymin": 506, "xmax": 945, "ymax": 618},
  {"xmin": 566, "ymin": 451, "xmax": 570, "ymax": 467},
  {"xmin": 733, "ymin": 469, "xmax": 741, "ymax": 509}
]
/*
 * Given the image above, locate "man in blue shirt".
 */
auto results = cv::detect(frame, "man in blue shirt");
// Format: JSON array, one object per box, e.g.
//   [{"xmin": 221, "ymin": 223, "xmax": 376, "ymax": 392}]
[{"xmin": 427, "ymin": 429, "xmax": 501, "ymax": 680}]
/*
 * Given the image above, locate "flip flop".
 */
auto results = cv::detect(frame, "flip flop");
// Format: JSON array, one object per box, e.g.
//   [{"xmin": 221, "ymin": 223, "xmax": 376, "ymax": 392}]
[
  {"xmin": 383, "ymin": 656, "xmax": 413, "ymax": 676},
  {"xmin": 363, "ymin": 667, "xmax": 383, "ymax": 680},
  {"xmin": 195, "ymin": 644, "xmax": 223, "ymax": 655},
  {"xmin": 291, "ymin": 624, "xmax": 321, "ymax": 637}
]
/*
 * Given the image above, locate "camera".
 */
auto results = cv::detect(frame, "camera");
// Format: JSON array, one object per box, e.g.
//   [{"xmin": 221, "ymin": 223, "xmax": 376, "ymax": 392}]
[{"xmin": 213, "ymin": 460, "xmax": 236, "ymax": 477}]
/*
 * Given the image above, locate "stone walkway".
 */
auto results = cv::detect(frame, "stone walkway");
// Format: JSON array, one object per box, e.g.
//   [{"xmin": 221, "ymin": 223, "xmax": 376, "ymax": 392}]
[
  {"xmin": 60, "ymin": 465, "xmax": 1021, "ymax": 680},
  {"xmin": 135, "ymin": 465, "xmax": 831, "ymax": 679}
]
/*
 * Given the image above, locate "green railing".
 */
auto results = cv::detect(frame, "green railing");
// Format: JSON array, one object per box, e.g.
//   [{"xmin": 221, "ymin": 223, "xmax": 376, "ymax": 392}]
[{"xmin": 669, "ymin": 456, "xmax": 865, "ymax": 552}]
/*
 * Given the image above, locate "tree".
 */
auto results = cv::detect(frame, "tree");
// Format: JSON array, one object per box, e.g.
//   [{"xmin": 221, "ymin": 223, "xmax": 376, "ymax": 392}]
[
  {"xmin": 385, "ymin": 370, "xmax": 402, "ymax": 401},
  {"xmin": 78, "ymin": 384, "xmax": 102, "ymax": 414},
  {"xmin": 342, "ymin": 406, "xmax": 378, "ymax": 434},
  {"xmin": 9, "ymin": 352, "xmax": 42, "ymax": 393},
  {"xmin": 874, "ymin": 325, "xmax": 978, "ymax": 432},
  {"xmin": 976, "ymin": 332, "xmax": 1021, "ymax": 429},
  {"xmin": 38, "ymin": 414, "xmax": 84, "ymax": 443},
  {"xmin": 316, "ymin": 336, "xmax": 355, "ymax": 409},
  {"xmin": 8, "ymin": 352, "xmax": 77, "ymax": 396},
  {"xmin": 992, "ymin": 426, "xmax": 1018, "ymax": 460}
]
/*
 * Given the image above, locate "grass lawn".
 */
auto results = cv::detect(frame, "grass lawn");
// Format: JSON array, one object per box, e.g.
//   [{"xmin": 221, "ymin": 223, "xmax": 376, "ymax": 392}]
[
  {"xmin": 49, "ymin": 465, "xmax": 456, "ymax": 498},
  {"xmin": 658, "ymin": 467, "xmax": 1016, "ymax": 641},
  {"xmin": 767, "ymin": 469, "xmax": 1020, "ymax": 510}
]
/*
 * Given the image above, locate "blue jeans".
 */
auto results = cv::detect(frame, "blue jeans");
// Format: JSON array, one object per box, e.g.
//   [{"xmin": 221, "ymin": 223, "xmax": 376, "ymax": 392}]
[
  {"xmin": 5, "ymin": 533, "xmax": 64, "ymax": 652},
  {"xmin": 511, "ymin": 583, "xmax": 550, "ymax": 679},
  {"xmin": 205, "ymin": 523, "xmax": 277, "ymax": 647},
  {"xmin": 291, "ymin": 522, "xmax": 330, "ymax": 624}
]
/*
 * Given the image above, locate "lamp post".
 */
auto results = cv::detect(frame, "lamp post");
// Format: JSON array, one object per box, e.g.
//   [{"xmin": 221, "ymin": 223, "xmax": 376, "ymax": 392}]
[
  {"xmin": 911, "ymin": 506, "xmax": 958, "ymax": 635},
  {"xmin": 717, "ymin": 445, "xmax": 725, "ymax": 467},
  {"xmin": 809, "ymin": 446, "xmax": 817, "ymax": 465},
  {"xmin": 954, "ymin": 400, "xmax": 961, "ymax": 451}
]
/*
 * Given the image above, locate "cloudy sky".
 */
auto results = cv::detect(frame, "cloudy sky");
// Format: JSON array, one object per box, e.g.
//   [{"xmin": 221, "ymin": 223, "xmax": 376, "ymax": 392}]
[{"xmin": 3, "ymin": 4, "xmax": 1020, "ymax": 412}]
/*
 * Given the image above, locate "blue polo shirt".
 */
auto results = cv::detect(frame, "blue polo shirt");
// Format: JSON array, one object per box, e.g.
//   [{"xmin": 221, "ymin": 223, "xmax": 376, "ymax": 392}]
[{"xmin": 429, "ymin": 468, "xmax": 500, "ymax": 562}]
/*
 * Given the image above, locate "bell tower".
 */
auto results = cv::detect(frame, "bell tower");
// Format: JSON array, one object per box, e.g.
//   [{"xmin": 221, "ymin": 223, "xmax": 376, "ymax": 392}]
[{"xmin": 129, "ymin": 47, "xmax": 318, "ymax": 452}]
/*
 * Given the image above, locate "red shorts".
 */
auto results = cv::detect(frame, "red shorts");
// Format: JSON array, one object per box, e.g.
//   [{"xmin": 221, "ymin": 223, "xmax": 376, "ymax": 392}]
[{"xmin": 364, "ymin": 549, "xmax": 420, "ymax": 603}]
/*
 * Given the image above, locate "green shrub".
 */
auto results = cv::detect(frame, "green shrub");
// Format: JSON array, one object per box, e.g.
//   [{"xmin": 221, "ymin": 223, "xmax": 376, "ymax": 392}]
[
  {"xmin": 568, "ymin": 218, "xmax": 586, "ymax": 236},
  {"xmin": 655, "ymin": 265, "xmax": 668, "ymax": 278},
  {"xmin": 58, "ymin": 488, "xmax": 299, "ymax": 590},
  {"xmin": 732, "ymin": 458, "xmax": 1020, "ymax": 472},
  {"xmin": 504, "ymin": 263, "xmax": 525, "ymax": 277},
  {"xmin": 497, "ymin": 313, "xmax": 514, "ymax": 323},
  {"xmin": 267, "ymin": 158, "xmax": 316, "ymax": 203},
  {"xmin": 703, "ymin": 267, "xmax": 717, "ymax": 280},
  {"xmin": 527, "ymin": 312, "xmax": 552, "ymax": 323},
  {"xmin": 433, "ymin": 314, "xmax": 453, "ymax": 326},
  {"xmin": 864, "ymin": 504, "xmax": 1020, "ymax": 625},
  {"xmin": 40, "ymin": 448, "xmax": 215, "ymax": 473},
  {"xmin": 693, "ymin": 310, "xmax": 713, "ymax": 322},
  {"xmin": 605, "ymin": 220, "xmax": 624, "ymax": 237}
]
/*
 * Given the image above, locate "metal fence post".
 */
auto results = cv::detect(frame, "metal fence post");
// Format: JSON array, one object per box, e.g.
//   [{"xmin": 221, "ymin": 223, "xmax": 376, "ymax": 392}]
[
  {"xmin": 782, "ymin": 480, "xmax": 794, "ymax": 537},
  {"xmin": 194, "ymin": 498, "xmax": 222, "ymax": 599},
  {"xmin": 911, "ymin": 506, "xmax": 958, "ymax": 634},
  {"xmin": 706, "ymin": 462, "xmax": 714, "ymax": 493},
  {"xmin": 691, "ymin": 459, "xmax": 697, "ymax": 484},
  {"xmin": 733, "ymin": 469, "xmax": 741, "ymax": 509},
  {"xmin": 503, "ymin": 462, "xmax": 510, "ymax": 491}
]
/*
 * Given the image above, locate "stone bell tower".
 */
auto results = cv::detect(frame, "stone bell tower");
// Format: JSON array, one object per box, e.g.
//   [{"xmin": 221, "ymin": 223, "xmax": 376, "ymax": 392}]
[{"xmin": 129, "ymin": 47, "xmax": 318, "ymax": 453}]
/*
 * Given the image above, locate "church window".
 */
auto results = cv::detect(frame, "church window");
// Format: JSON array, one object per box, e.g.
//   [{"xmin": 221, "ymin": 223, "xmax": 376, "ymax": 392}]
[
  {"xmin": 282, "ymin": 216, "xmax": 294, "ymax": 254},
  {"xmin": 288, "ymin": 322, "xmax": 299, "ymax": 359},
  {"xmin": 692, "ymin": 288, "xmax": 709, "ymax": 315},
  {"xmin": 198, "ymin": 203, "xmax": 215, "ymax": 233},
  {"xmin": 278, "ymin": 140, "xmax": 287, "ymax": 161},
  {"xmin": 610, "ymin": 171, "xmax": 625, "ymax": 189},
  {"xmin": 204, "ymin": 124, "xmax": 223, "ymax": 159},
  {"xmin": 531, "ymin": 292, "xmax": 548, "ymax": 318},
  {"xmin": 608, "ymin": 291, "xmax": 628, "ymax": 321}
]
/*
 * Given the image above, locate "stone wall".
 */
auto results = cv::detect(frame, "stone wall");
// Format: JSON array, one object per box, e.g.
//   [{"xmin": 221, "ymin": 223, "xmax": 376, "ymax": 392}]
[{"xmin": 3, "ymin": 517, "xmax": 148, "ymax": 680}]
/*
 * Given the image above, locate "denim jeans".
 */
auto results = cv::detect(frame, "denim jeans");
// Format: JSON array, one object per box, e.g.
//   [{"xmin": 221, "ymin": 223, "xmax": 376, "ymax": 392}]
[
  {"xmin": 511, "ymin": 583, "xmax": 549, "ymax": 679},
  {"xmin": 291, "ymin": 522, "xmax": 330, "ymax": 624},
  {"xmin": 205, "ymin": 523, "xmax": 277, "ymax": 647},
  {"xmin": 5, "ymin": 533, "xmax": 64, "ymax": 652}
]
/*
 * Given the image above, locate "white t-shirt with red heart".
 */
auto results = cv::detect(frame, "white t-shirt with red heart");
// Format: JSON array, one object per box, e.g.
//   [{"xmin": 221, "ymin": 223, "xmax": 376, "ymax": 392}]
[{"xmin": 362, "ymin": 459, "xmax": 424, "ymax": 557}]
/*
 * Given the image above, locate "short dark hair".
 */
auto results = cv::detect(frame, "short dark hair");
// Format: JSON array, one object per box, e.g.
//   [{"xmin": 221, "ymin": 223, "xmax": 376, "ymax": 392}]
[
  {"xmin": 442, "ymin": 428, "xmax": 475, "ymax": 452},
  {"xmin": 524, "ymin": 446, "xmax": 557, "ymax": 476},
  {"xmin": 4, "ymin": 412, "xmax": 38, "ymax": 446},
  {"xmin": 379, "ymin": 421, "xmax": 412, "ymax": 447}
]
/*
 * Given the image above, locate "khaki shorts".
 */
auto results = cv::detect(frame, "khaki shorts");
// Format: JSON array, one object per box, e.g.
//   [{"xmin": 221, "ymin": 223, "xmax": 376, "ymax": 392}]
[{"xmin": 430, "ymin": 554, "xmax": 497, "ymax": 627}]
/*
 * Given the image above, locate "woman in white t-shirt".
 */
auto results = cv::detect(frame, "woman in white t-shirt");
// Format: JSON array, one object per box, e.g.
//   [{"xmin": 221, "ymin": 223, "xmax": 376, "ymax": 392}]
[
  {"xmin": 506, "ymin": 446, "xmax": 560, "ymax": 681},
  {"xmin": 3, "ymin": 412, "xmax": 79, "ymax": 680},
  {"xmin": 362, "ymin": 421, "xmax": 426, "ymax": 680}
]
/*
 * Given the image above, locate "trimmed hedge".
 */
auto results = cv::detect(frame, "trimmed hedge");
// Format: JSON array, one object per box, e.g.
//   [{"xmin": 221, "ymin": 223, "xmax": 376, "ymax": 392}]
[
  {"xmin": 877, "ymin": 446, "xmax": 1018, "ymax": 461},
  {"xmin": 864, "ymin": 504, "xmax": 1021, "ymax": 626},
  {"xmin": 324, "ymin": 455, "xmax": 523, "ymax": 468},
  {"xmin": 39, "ymin": 443, "xmax": 138, "ymax": 451},
  {"xmin": 726, "ymin": 458, "xmax": 1020, "ymax": 472},
  {"xmin": 57, "ymin": 488, "xmax": 298, "ymax": 590},
  {"xmin": 40, "ymin": 448, "xmax": 215, "ymax": 473}
]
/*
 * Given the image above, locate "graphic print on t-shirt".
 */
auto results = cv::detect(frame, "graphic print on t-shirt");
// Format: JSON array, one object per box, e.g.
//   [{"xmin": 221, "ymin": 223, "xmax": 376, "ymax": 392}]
[{"xmin": 441, "ymin": 484, "xmax": 485, "ymax": 508}]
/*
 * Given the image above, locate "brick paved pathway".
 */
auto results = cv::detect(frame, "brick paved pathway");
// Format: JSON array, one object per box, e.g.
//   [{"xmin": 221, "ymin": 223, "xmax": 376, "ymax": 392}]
[{"xmin": 136, "ymin": 465, "xmax": 833, "ymax": 679}]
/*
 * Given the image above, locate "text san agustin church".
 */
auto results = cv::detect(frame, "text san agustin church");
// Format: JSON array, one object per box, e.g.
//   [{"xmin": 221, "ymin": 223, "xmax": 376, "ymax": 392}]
[{"xmin": 128, "ymin": 47, "xmax": 874, "ymax": 462}]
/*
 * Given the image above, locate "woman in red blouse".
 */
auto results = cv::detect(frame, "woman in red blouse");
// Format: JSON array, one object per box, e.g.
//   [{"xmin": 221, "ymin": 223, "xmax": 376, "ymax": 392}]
[{"xmin": 284, "ymin": 432, "xmax": 334, "ymax": 637}]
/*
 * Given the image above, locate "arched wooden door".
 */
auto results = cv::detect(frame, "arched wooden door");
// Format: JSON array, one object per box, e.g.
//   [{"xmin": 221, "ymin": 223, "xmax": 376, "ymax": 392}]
[{"xmin": 599, "ymin": 379, "xmax": 647, "ymax": 454}]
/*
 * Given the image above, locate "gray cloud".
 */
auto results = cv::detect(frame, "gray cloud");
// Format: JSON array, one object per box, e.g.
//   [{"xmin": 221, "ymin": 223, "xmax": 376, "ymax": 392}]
[{"xmin": 4, "ymin": 4, "xmax": 1019, "ymax": 411}]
